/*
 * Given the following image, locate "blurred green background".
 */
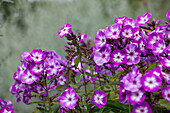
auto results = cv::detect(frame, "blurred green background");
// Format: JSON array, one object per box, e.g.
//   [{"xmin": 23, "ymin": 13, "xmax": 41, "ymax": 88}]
[{"xmin": 0, "ymin": 0, "xmax": 169, "ymax": 112}]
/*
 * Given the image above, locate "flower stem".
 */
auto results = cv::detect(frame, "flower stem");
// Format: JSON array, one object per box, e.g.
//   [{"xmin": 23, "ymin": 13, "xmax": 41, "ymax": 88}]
[
  {"xmin": 129, "ymin": 104, "xmax": 131, "ymax": 113},
  {"xmin": 45, "ymin": 76, "xmax": 52, "ymax": 113}
]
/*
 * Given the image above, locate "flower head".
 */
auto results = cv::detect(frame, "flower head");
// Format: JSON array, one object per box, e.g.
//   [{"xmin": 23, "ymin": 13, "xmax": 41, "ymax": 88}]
[
  {"xmin": 57, "ymin": 86, "xmax": 78, "ymax": 109},
  {"xmin": 58, "ymin": 23, "xmax": 72, "ymax": 38},
  {"xmin": 92, "ymin": 90, "xmax": 107, "ymax": 108},
  {"xmin": 133, "ymin": 102, "xmax": 152, "ymax": 113},
  {"xmin": 166, "ymin": 10, "xmax": 170, "ymax": 19},
  {"xmin": 105, "ymin": 24, "xmax": 121, "ymax": 39},
  {"xmin": 161, "ymin": 85, "xmax": 170, "ymax": 104},
  {"xmin": 136, "ymin": 13, "xmax": 152, "ymax": 25}
]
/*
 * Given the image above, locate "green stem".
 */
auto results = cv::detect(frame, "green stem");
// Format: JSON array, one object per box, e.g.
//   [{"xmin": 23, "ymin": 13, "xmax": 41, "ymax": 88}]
[
  {"xmin": 129, "ymin": 104, "xmax": 131, "ymax": 113},
  {"xmin": 82, "ymin": 70, "xmax": 88, "ymax": 99},
  {"xmin": 45, "ymin": 76, "xmax": 52, "ymax": 113}
]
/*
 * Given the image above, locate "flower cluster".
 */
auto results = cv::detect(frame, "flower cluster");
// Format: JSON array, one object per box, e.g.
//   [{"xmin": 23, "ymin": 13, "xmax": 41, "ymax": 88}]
[
  {"xmin": 0, "ymin": 99, "xmax": 14, "ymax": 113},
  {"xmin": 9, "ymin": 10, "xmax": 170, "ymax": 113}
]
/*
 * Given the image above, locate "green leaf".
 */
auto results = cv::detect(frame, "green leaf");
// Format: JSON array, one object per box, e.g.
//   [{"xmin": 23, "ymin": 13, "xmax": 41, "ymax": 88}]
[
  {"xmin": 74, "ymin": 56, "xmax": 81, "ymax": 66},
  {"xmin": 51, "ymin": 101, "xmax": 60, "ymax": 105},
  {"xmin": 70, "ymin": 84, "xmax": 78, "ymax": 88},
  {"xmin": 147, "ymin": 63, "xmax": 157, "ymax": 70},
  {"xmin": 85, "ymin": 72, "xmax": 97, "ymax": 79},
  {"xmin": 110, "ymin": 71, "xmax": 124, "ymax": 82},
  {"xmin": 35, "ymin": 92, "xmax": 46, "ymax": 97},
  {"xmin": 75, "ymin": 74, "xmax": 83, "ymax": 83},
  {"xmin": 27, "ymin": 101, "xmax": 47, "ymax": 105},
  {"xmin": 36, "ymin": 107, "xmax": 49, "ymax": 113},
  {"xmin": 56, "ymin": 85, "xmax": 64, "ymax": 89},
  {"xmin": 158, "ymin": 99, "xmax": 170, "ymax": 110}
]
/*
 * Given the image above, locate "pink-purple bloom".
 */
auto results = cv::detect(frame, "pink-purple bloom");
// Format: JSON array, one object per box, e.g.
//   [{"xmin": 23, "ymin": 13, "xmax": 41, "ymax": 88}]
[
  {"xmin": 114, "ymin": 16, "xmax": 127, "ymax": 25},
  {"xmin": 166, "ymin": 10, "xmax": 170, "ymax": 19},
  {"xmin": 94, "ymin": 29, "xmax": 106, "ymax": 48},
  {"xmin": 57, "ymin": 86, "xmax": 78, "ymax": 109},
  {"xmin": 161, "ymin": 85, "xmax": 170, "ymax": 104},
  {"xmin": 121, "ymin": 25, "xmax": 134, "ymax": 39},
  {"xmin": 105, "ymin": 24, "xmax": 121, "ymax": 39},
  {"xmin": 110, "ymin": 49, "xmax": 126, "ymax": 65},
  {"xmin": 28, "ymin": 49, "xmax": 46, "ymax": 63},
  {"xmin": 92, "ymin": 90, "xmax": 107, "ymax": 108},
  {"xmin": 133, "ymin": 102, "xmax": 152, "ymax": 113},
  {"xmin": 141, "ymin": 70, "xmax": 162, "ymax": 92},
  {"xmin": 136, "ymin": 13, "xmax": 152, "ymax": 25},
  {"xmin": 58, "ymin": 23, "xmax": 72, "ymax": 38}
]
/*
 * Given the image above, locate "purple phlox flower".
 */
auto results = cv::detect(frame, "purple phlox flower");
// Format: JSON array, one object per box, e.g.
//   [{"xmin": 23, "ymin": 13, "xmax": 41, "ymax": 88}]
[
  {"xmin": 114, "ymin": 16, "xmax": 127, "ymax": 25},
  {"xmin": 15, "ymin": 93, "xmax": 21, "ymax": 102},
  {"xmin": 9, "ymin": 81, "xmax": 26, "ymax": 95},
  {"xmin": 165, "ymin": 44, "xmax": 170, "ymax": 59},
  {"xmin": 23, "ymin": 89, "xmax": 32, "ymax": 104},
  {"xmin": 141, "ymin": 53, "xmax": 157, "ymax": 64},
  {"xmin": 136, "ymin": 12, "xmax": 152, "ymax": 25},
  {"xmin": 110, "ymin": 49, "xmax": 126, "ymax": 65},
  {"xmin": 150, "ymin": 27, "xmax": 165, "ymax": 34},
  {"xmin": 30, "ymin": 62, "xmax": 44, "ymax": 75},
  {"xmin": 28, "ymin": 49, "xmax": 46, "ymax": 63},
  {"xmin": 16, "ymin": 61, "xmax": 27, "ymax": 80},
  {"xmin": 123, "ymin": 18, "xmax": 137, "ymax": 28},
  {"xmin": 43, "ymin": 50, "xmax": 61, "ymax": 61},
  {"xmin": 161, "ymin": 85, "xmax": 170, "ymax": 104},
  {"xmin": 105, "ymin": 24, "xmax": 121, "ymax": 39},
  {"xmin": 133, "ymin": 27, "xmax": 143, "ymax": 41},
  {"xmin": 57, "ymin": 86, "xmax": 78, "ymax": 109},
  {"xmin": 93, "ymin": 46, "xmax": 111, "ymax": 66},
  {"xmin": 59, "ymin": 106, "xmax": 70, "ymax": 113},
  {"xmin": 22, "ymin": 51, "xmax": 30, "ymax": 60},
  {"xmin": 92, "ymin": 90, "xmax": 107, "ymax": 108},
  {"xmin": 56, "ymin": 73, "xmax": 67, "ymax": 86},
  {"xmin": 121, "ymin": 25, "xmax": 134, "ymax": 39},
  {"xmin": 44, "ymin": 58, "xmax": 61, "ymax": 75},
  {"xmin": 162, "ymin": 72, "xmax": 170, "ymax": 84},
  {"xmin": 132, "ymin": 102, "xmax": 152, "ymax": 113},
  {"xmin": 34, "ymin": 84, "xmax": 46, "ymax": 94},
  {"xmin": 94, "ymin": 29, "xmax": 106, "ymax": 48},
  {"xmin": 0, "ymin": 99, "xmax": 13, "ymax": 109},
  {"xmin": 121, "ymin": 66, "xmax": 142, "ymax": 92},
  {"xmin": 119, "ymin": 82, "xmax": 129, "ymax": 104},
  {"xmin": 78, "ymin": 33, "xmax": 87, "ymax": 42},
  {"xmin": 20, "ymin": 69, "xmax": 39, "ymax": 84},
  {"xmin": 127, "ymin": 88, "xmax": 145, "ymax": 105},
  {"xmin": 166, "ymin": 10, "xmax": 170, "ymax": 19},
  {"xmin": 148, "ymin": 32, "xmax": 163, "ymax": 49},
  {"xmin": 159, "ymin": 56, "xmax": 170, "ymax": 68},
  {"xmin": 167, "ymin": 32, "xmax": 170, "ymax": 39},
  {"xmin": 58, "ymin": 23, "xmax": 72, "ymax": 38},
  {"xmin": 141, "ymin": 70, "xmax": 162, "ymax": 92},
  {"xmin": 0, "ymin": 107, "xmax": 14, "ymax": 113},
  {"xmin": 137, "ymin": 39, "xmax": 147, "ymax": 55},
  {"xmin": 151, "ymin": 66, "xmax": 163, "ymax": 79},
  {"xmin": 125, "ymin": 44, "xmax": 141, "ymax": 65},
  {"xmin": 152, "ymin": 40, "xmax": 166, "ymax": 55}
]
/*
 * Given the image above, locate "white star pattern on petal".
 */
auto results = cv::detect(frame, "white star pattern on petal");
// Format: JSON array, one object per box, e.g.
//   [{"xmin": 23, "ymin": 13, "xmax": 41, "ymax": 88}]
[{"xmin": 144, "ymin": 76, "xmax": 158, "ymax": 89}]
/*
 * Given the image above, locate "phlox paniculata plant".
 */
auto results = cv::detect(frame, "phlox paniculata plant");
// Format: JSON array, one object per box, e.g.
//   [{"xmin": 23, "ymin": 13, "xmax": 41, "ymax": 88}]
[{"xmin": 7, "ymin": 10, "xmax": 170, "ymax": 113}]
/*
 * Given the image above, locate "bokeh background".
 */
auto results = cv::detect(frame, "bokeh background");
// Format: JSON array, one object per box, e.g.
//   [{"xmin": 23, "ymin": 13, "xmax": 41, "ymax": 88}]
[{"xmin": 0, "ymin": 0, "xmax": 169, "ymax": 112}]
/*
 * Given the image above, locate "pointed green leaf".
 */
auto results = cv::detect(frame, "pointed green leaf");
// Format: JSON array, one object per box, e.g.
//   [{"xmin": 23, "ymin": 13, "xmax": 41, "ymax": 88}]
[{"xmin": 75, "ymin": 74, "xmax": 83, "ymax": 83}]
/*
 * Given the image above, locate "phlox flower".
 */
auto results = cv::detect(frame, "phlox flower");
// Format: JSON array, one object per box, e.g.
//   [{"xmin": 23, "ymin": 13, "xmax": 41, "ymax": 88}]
[
  {"xmin": 162, "ymin": 72, "xmax": 170, "ymax": 84},
  {"xmin": 57, "ymin": 86, "xmax": 78, "ymax": 109},
  {"xmin": 94, "ymin": 29, "xmax": 106, "ymax": 48},
  {"xmin": 133, "ymin": 27, "xmax": 143, "ymax": 41},
  {"xmin": 79, "ymin": 33, "xmax": 87, "ymax": 42},
  {"xmin": 141, "ymin": 70, "xmax": 162, "ymax": 92},
  {"xmin": 136, "ymin": 13, "xmax": 152, "ymax": 25},
  {"xmin": 121, "ymin": 66, "xmax": 142, "ymax": 92},
  {"xmin": 123, "ymin": 18, "xmax": 137, "ymax": 28},
  {"xmin": 30, "ymin": 62, "xmax": 44, "ymax": 75},
  {"xmin": 119, "ymin": 82, "xmax": 129, "ymax": 104},
  {"xmin": 28, "ymin": 49, "xmax": 46, "ymax": 63},
  {"xmin": 58, "ymin": 23, "xmax": 72, "ymax": 38},
  {"xmin": 20, "ymin": 69, "xmax": 39, "ymax": 84},
  {"xmin": 92, "ymin": 90, "xmax": 107, "ymax": 108},
  {"xmin": 93, "ymin": 46, "xmax": 111, "ymax": 66},
  {"xmin": 110, "ymin": 49, "xmax": 126, "ymax": 65},
  {"xmin": 152, "ymin": 40, "xmax": 166, "ymax": 55},
  {"xmin": 166, "ymin": 10, "xmax": 170, "ymax": 19},
  {"xmin": 127, "ymin": 88, "xmax": 145, "ymax": 105},
  {"xmin": 147, "ymin": 33, "xmax": 163, "ymax": 49},
  {"xmin": 105, "ymin": 24, "xmax": 121, "ymax": 39},
  {"xmin": 56, "ymin": 73, "xmax": 67, "ymax": 86},
  {"xmin": 121, "ymin": 25, "xmax": 134, "ymax": 39},
  {"xmin": 161, "ymin": 85, "xmax": 170, "ymax": 104},
  {"xmin": 159, "ymin": 56, "xmax": 170, "ymax": 68},
  {"xmin": 114, "ymin": 16, "xmax": 127, "ymax": 25},
  {"xmin": 133, "ymin": 102, "xmax": 152, "ymax": 113},
  {"xmin": 125, "ymin": 44, "xmax": 141, "ymax": 65},
  {"xmin": 0, "ymin": 107, "xmax": 14, "ymax": 113}
]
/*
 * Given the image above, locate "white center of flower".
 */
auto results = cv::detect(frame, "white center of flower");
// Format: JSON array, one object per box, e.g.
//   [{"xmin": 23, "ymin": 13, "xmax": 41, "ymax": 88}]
[
  {"xmin": 113, "ymin": 52, "xmax": 124, "ymax": 63},
  {"xmin": 144, "ymin": 76, "xmax": 158, "ymax": 89},
  {"xmin": 136, "ymin": 106, "xmax": 148, "ymax": 113},
  {"xmin": 94, "ymin": 94, "xmax": 104, "ymax": 105}
]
